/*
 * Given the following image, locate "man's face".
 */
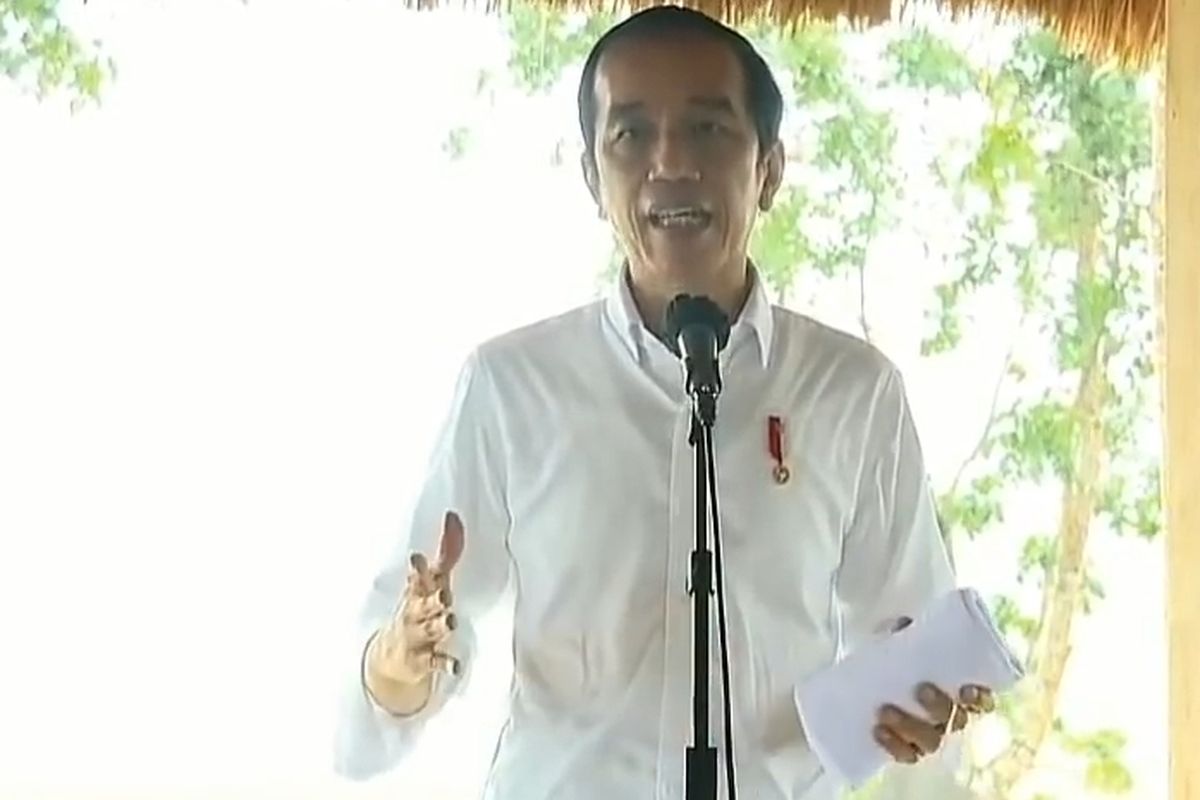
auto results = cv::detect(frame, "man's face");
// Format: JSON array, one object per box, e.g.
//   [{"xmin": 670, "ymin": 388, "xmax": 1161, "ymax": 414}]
[{"xmin": 584, "ymin": 32, "xmax": 783, "ymax": 291}]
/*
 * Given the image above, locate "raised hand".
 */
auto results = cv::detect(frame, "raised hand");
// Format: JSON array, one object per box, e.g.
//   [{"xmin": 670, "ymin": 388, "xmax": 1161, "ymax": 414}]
[{"xmin": 364, "ymin": 511, "xmax": 466, "ymax": 715}]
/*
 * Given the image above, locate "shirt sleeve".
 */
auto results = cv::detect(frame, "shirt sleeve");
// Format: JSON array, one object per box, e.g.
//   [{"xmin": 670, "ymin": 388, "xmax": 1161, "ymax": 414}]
[
  {"xmin": 826, "ymin": 365, "xmax": 966, "ymax": 784},
  {"xmin": 333, "ymin": 348, "xmax": 513, "ymax": 781},
  {"xmin": 835, "ymin": 366, "xmax": 957, "ymax": 656}
]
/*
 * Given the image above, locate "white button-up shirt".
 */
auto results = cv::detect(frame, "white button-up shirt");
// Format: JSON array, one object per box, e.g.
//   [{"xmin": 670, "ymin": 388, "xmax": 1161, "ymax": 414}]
[{"xmin": 334, "ymin": 269, "xmax": 956, "ymax": 799}]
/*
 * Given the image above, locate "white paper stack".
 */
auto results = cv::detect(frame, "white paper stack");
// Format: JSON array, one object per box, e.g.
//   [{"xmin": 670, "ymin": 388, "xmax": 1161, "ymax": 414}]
[{"xmin": 795, "ymin": 588, "xmax": 1025, "ymax": 788}]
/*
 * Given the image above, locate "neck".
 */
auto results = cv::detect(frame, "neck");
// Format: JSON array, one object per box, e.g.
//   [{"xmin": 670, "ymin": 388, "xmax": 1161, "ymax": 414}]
[{"xmin": 627, "ymin": 260, "xmax": 753, "ymax": 342}]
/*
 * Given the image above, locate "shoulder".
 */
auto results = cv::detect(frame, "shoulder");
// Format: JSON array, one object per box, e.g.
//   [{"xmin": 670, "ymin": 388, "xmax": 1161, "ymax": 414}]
[
  {"xmin": 770, "ymin": 306, "xmax": 904, "ymax": 401},
  {"xmin": 475, "ymin": 299, "xmax": 603, "ymax": 363},
  {"xmin": 453, "ymin": 299, "xmax": 606, "ymax": 395},
  {"xmin": 770, "ymin": 310, "xmax": 922, "ymax": 465}
]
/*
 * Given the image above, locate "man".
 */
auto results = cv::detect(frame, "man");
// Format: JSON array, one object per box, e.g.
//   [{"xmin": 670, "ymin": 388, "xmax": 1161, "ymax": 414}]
[{"xmin": 334, "ymin": 7, "xmax": 993, "ymax": 798}]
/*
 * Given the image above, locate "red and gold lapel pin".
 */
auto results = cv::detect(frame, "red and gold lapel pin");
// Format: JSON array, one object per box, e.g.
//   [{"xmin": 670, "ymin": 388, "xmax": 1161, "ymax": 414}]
[{"xmin": 767, "ymin": 415, "xmax": 790, "ymax": 485}]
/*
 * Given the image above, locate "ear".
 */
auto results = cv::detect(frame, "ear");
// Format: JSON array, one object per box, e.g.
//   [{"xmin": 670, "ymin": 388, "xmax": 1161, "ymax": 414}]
[
  {"xmin": 581, "ymin": 151, "xmax": 605, "ymax": 219},
  {"xmin": 757, "ymin": 140, "xmax": 786, "ymax": 212}
]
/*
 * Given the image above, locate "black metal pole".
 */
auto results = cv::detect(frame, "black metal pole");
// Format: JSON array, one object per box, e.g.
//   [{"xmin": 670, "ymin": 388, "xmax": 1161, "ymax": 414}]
[{"xmin": 685, "ymin": 409, "xmax": 717, "ymax": 800}]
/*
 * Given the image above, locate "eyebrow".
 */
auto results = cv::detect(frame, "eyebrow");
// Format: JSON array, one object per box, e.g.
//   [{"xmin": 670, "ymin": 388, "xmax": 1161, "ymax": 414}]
[
  {"xmin": 608, "ymin": 101, "xmax": 645, "ymax": 122},
  {"xmin": 606, "ymin": 96, "xmax": 738, "ymax": 127}
]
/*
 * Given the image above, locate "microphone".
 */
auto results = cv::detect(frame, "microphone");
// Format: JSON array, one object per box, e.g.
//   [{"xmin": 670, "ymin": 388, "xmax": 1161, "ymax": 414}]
[{"xmin": 663, "ymin": 294, "xmax": 731, "ymax": 424}]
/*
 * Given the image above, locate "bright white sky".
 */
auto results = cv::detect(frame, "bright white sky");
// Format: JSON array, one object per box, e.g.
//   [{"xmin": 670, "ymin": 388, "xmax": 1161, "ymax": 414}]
[{"xmin": 0, "ymin": 1, "xmax": 1166, "ymax": 798}]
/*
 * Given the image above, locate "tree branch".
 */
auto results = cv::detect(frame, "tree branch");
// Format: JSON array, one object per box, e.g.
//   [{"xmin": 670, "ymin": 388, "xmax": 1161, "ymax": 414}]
[
  {"xmin": 1048, "ymin": 160, "xmax": 1139, "ymax": 207},
  {"xmin": 944, "ymin": 250, "xmax": 1053, "ymax": 501},
  {"xmin": 946, "ymin": 334, "xmax": 1015, "ymax": 499},
  {"xmin": 944, "ymin": 260, "xmax": 1032, "ymax": 502}
]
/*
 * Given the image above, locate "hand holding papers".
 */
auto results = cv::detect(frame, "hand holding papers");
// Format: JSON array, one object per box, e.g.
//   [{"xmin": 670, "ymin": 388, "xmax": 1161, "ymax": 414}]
[{"xmin": 795, "ymin": 588, "xmax": 1026, "ymax": 788}]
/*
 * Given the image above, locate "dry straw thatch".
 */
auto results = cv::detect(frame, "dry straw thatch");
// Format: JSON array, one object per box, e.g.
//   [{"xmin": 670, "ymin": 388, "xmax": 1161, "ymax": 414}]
[{"xmin": 404, "ymin": 0, "xmax": 1165, "ymax": 68}]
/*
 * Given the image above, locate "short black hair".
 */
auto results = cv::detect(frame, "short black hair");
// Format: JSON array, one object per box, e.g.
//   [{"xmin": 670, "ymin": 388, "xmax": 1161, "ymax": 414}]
[{"xmin": 577, "ymin": 5, "xmax": 783, "ymax": 169}]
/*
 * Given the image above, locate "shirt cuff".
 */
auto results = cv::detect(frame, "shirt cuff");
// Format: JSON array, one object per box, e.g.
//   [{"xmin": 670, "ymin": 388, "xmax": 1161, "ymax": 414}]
[{"xmin": 335, "ymin": 620, "xmax": 478, "ymax": 780}]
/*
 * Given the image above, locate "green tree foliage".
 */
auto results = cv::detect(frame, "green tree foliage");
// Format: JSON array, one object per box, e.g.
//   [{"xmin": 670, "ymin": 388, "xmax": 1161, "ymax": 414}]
[
  {"xmin": 751, "ymin": 23, "xmax": 902, "ymax": 334},
  {"xmin": 762, "ymin": 24, "xmax": 1159, "ymax": 799},
  {"xmin": 505, "ymin": 3, "xmax": 617, "ymax": 93},
  {"xmin": 0, "ymin": 0, "xmax": 114, "ymax": 108},
  {"xmin": 931, "ymin": 30, "xmax": 1158, "ymax": 800},
  {"xmin": 441, "ymin": 6, "xmax": 618, "ymax": 162},
  {"xmin": 483, "ymin": 9, "xmax": 1161, "ymax": 798}
]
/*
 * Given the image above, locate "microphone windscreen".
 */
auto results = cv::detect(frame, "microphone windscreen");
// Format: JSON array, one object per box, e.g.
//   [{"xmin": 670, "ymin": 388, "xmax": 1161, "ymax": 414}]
[{"xmin": 663, "ymin": 294, "xmax": 732, "ymax": 355}]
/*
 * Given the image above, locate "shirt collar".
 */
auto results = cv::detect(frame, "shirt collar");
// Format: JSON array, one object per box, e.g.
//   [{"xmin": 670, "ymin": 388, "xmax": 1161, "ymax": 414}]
[{"xmin": 603, "ymin": 263, "xmax": 774, "ymax": 369}]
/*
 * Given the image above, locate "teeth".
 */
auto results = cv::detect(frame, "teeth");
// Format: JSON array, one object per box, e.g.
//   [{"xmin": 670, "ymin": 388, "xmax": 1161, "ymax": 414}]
[{"xmin": 651, "ymin": 208, "xmax": 709, "ymax": 227}]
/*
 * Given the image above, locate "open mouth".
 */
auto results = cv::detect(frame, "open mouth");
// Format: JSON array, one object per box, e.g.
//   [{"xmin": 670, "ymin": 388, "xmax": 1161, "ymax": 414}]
[{"xmin": 647, "ymin": 205, "xmax": 713, "ymax": 230}]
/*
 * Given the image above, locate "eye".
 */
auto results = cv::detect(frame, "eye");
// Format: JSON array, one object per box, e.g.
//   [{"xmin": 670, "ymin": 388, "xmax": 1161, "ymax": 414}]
[
  {"xmin": 692, "ymin": 120, "xmax": 721, "ymax": 136},
  {"xmin": 614, "ymin": 125, "xmax": 647, "ymax": 143}
]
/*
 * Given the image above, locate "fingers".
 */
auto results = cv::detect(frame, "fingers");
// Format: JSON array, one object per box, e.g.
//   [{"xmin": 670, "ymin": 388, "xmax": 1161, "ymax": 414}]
[
  {"xmin": 377, "ymin": 509, "xmax": 468, "ymax": 684},
  {"xmin": 960, "ymin": 684, "xmax": 995, "ymax": 714},
  {"xmin": 402, "ymin": 583, "xmax": 452, "ymax": 623},
  {"xmin": 404, "ymin": 510, "xmax": 467, "ymax": 600},
  {"xmin": 408, "ymin": 647, "xmax": 462, "ymax": 677},
  {"xmin": 409, "ymin": 552, "xmax": 438, "ymax": 596},
  {"xmin": 916, "ymin": 683, "xmax": 956, "ymax": 727},
  {"xmin": 406, "ymin": 609, "xmax": 458, "ymax": 648},
  {"xmin": 400, "ymin": 574, "xmax": 455, "ymax": 646},
  {"xmin": 917, "ymin": 682, "xmax": 995, "ymax": 725},
  {"xmin": 376, "ymin": 613, "xmax": 460, "ymax": 682},
  {"xmin": 914, "ymin": 682, "xmax": 976, "ymax": 738},
  {"xmin": 437, "ymin": 511, "xmax": 466, "ymax": 579},
  {"xmin": 878, "ymin": 705, "xmax": 944, "ymax": 757},
  {"xmin": 875, "ymin": 684, "xmax": 998, "ymax": 764},
  {"xmin": 374, "ymin": 606, "xmax": 459, "ymax": 683},
  {"xmin": 874, "ymin": 725, "xmax": 923, "ymax": 764}
]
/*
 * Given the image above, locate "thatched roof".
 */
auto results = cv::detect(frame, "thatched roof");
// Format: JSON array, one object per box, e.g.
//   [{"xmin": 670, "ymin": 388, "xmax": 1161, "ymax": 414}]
[
  {"xmin": 414, "ymin": 0, "xmax": 1164, "ymax": 68},
  {"xmin": 936, "ymin": 0, "xmax": 1163, "ymax": 66}
]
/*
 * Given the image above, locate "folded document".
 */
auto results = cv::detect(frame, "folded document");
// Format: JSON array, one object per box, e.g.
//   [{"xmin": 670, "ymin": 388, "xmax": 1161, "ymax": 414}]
[{"xmin": 795, "ymin": 588, "xmax": 1025, "ymax": 788}]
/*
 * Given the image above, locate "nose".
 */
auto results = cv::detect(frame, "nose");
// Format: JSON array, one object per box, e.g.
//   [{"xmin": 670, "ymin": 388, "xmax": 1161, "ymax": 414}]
[{"xmin": 648, "ymin": 129, "xmax": 701, "ymax": 182}]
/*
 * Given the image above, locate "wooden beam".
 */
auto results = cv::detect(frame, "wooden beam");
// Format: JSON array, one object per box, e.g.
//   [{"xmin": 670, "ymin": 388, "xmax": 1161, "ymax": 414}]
[{"xmin": 1165, "ymin": 0, "xmax": 1200, "ymax": 796}]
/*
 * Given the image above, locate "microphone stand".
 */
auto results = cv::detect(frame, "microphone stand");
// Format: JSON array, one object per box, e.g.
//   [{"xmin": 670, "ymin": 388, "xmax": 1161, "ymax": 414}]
[
  {"xmin": 664, "ymin": 294, "xmax": 736, "ymax": 800},
  {"xmin": 684, "ymin": 388, "xmax": 735, "ymax": 800}
]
